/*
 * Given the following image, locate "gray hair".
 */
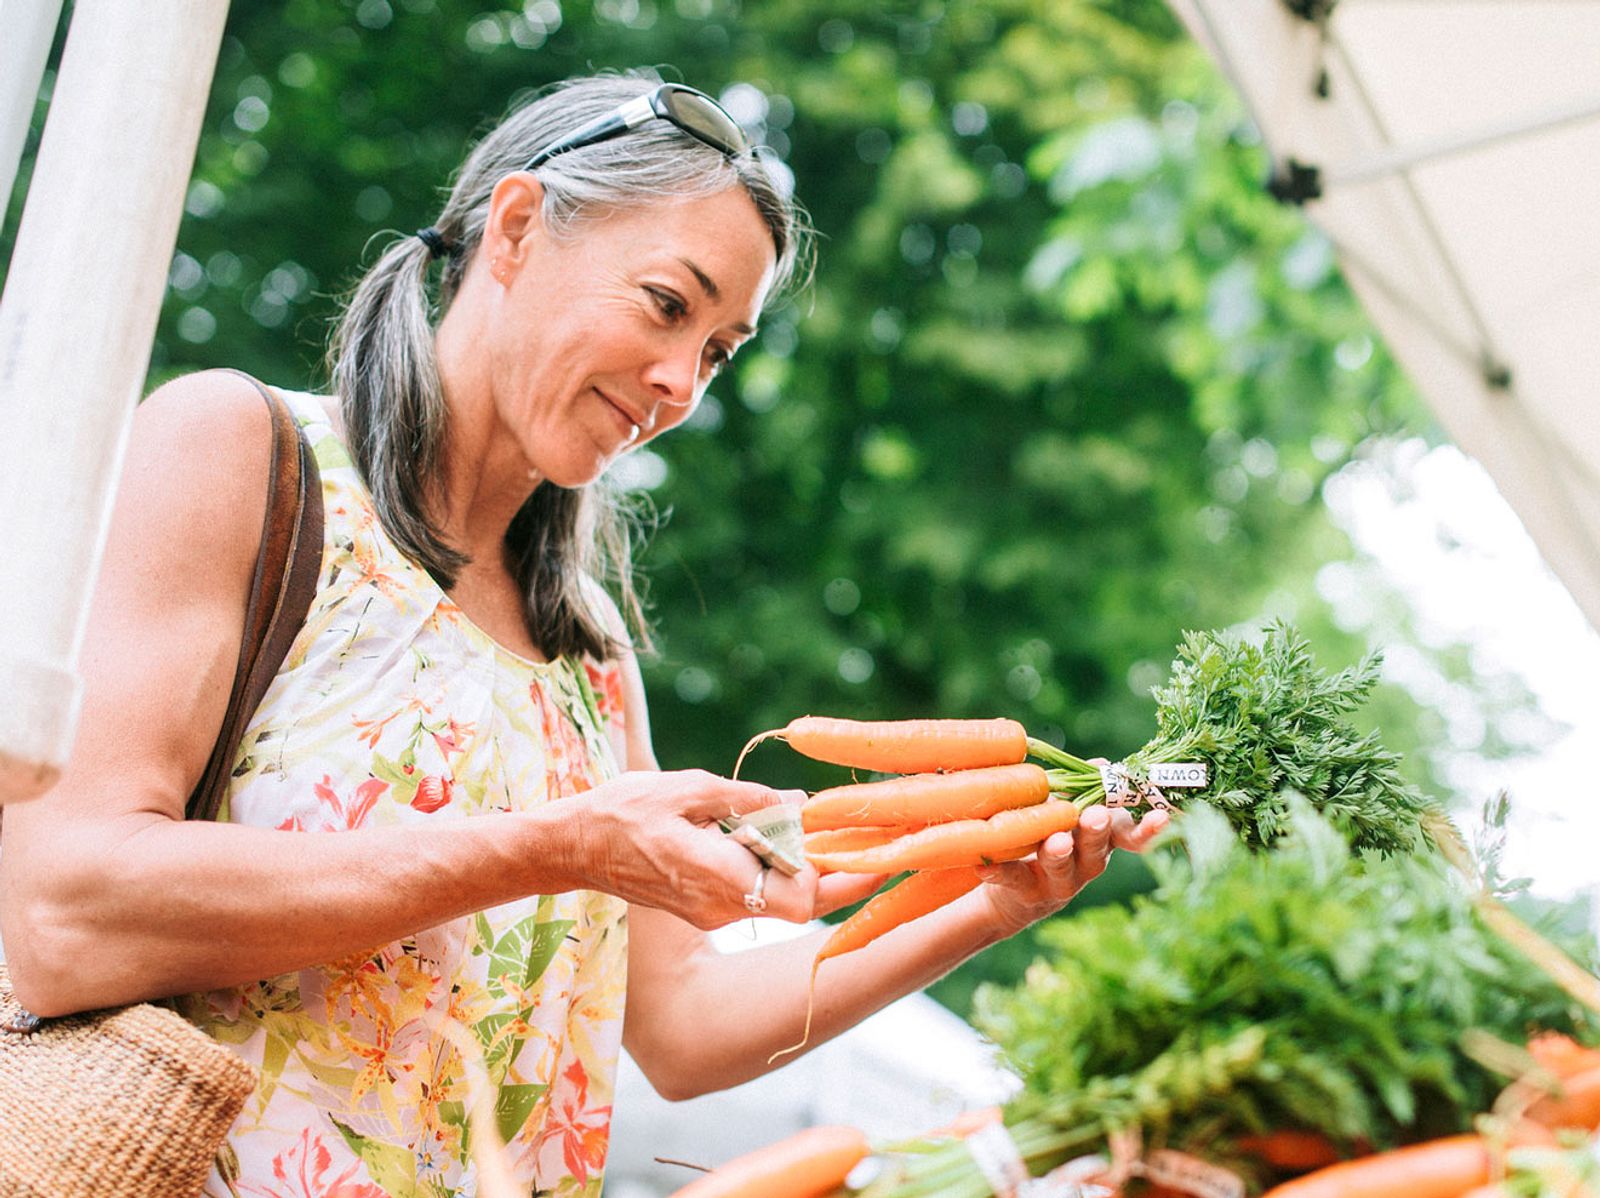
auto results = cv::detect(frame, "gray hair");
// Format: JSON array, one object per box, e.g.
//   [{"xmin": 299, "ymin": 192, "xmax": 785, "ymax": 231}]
[{"xmin": 327, "ymin": 72, "xmax": 812, "ymax": 661}]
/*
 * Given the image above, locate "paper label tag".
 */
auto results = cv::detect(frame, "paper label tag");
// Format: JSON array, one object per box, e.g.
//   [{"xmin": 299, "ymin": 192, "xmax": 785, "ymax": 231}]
[
  {"xmin": 1141, "ymin": 1150, "xmax": 1246, "ymax": 1198},
  {"xmin": 1149, "ymin": 763, "xmax": 1208, "ymax": 788},
  {"xmin": 1022, "ymin": 1155, "xmax": 1114, "ymax": 1197},
  {"xmin": 1099, "ymin": 762, "xmax": 1139, "ymax": 808},
  {"xmin": 1099, "ymin": 763, "xmax": 1174, "ymax": 811},
  {"xmin": 721, "ymin": 806, "xmax": 804, "ymax": 876},
  {"xmin": 966, "ymin": 1120, "xmax": 1031, "ymax": 1197}
]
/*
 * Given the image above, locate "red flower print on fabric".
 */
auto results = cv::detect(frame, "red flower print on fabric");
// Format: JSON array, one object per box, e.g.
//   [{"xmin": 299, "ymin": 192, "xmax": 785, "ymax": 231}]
[
  {"xmin": 239, "ymin": 1128, "xmax": 387, "ymax": 1198},
  {"xmin": 410, "ymin": 775, "xmax": 453, "ymax": 813},
  {"xmin": 535, "ymin": 1057, "xmax": 612, "ymax": 1185}
]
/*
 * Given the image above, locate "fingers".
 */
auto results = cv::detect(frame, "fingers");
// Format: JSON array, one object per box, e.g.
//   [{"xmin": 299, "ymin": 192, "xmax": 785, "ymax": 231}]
[
  {"xmin": 724, "ymin": 782, "xmax": 805, "ymax": 820},
  {"xmin": 813, "ymin": 871, "xmax": 890, "ymax": 918},
  {"xmin": 743, "ymin": 859, "xmax": 817, "ymax": 923},
  {"xmin": 1027, "ymin": 808, "xmax": 1113, "ymax": 898},
  {"xmin": 654, "ymin": 769, "xmax": 794, "ymax": 822},
  {"xmin": 1034, "ymin": 828, "xmax": 1074, "ymax": 874},
  {"xmin": 1113, "ymin": 807, "xmax": 1169, "ymax": 851},
  {"xmin": 1073, "ymin": 805, "xmax": 1116, "ymax": 878},
  {"xmin": 976, "ymin": 804, "xmax": 1173, "ymax": 938}
]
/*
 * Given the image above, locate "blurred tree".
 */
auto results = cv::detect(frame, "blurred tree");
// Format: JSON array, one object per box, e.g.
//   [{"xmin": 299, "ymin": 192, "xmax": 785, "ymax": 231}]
[{"xmin": 0, "ymin": 0, "xmax": 1552, "ymax": 1013}]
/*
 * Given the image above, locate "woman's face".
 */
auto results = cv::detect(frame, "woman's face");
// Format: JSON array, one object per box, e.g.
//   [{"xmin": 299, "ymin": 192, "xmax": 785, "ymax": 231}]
[{"xmin": 480, "ymin": 183, "xmax": 778, "ymax": 489}]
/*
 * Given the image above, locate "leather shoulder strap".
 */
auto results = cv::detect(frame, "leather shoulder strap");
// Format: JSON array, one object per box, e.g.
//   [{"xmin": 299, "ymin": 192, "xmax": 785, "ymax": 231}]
[{"xmin": 185, "ymin": 375, "xmax": 325, "ymax": 821}]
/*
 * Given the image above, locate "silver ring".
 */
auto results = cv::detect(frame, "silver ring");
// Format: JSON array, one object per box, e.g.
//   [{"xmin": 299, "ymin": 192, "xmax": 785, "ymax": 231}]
[{"xmin": 743, "ymin": 865, "xmax": 769, "ymax": 915}]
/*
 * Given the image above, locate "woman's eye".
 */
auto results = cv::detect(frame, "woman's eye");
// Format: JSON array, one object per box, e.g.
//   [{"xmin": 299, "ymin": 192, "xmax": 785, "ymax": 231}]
[
  {"xmin": 705, "ymin": 345, "xmax": 732, "ymax": 376},
  {"xmin": 649, "ymin": 288, "xmax": 687, "ymax": 321}
]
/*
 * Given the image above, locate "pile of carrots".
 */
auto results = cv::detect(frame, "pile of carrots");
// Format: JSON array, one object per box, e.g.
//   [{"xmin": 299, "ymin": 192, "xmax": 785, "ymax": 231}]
[
  {"xmin": 665, "ymin": 1036, "xmax": 1600, "ymax": 1198},
  {"xmin": 1259, "ymin": 1033, "xmax": 1600, "ymax": 1198}
]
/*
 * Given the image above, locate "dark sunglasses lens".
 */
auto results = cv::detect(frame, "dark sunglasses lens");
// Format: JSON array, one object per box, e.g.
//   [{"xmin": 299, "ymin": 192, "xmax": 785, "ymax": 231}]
[{"xmin": 658, "ymin": 88, "xmax": 747, "ymax": 154}]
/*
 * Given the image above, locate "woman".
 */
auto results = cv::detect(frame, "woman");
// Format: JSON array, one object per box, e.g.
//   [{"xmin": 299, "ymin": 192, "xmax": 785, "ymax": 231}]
[{"xmin": 0, "ymin": 74, "xmax": 1164, "ymax": 1195}]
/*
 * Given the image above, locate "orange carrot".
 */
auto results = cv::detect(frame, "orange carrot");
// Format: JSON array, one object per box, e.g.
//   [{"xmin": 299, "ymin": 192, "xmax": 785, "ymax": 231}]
[
  {"xmin": 821, "ymin": 867, "xmax": 985, "ymax": 963},
  {"xmin": 801, "ymin": 763, "xmax": 1051, "ymax": 832},
  {"xmin": 1260, "ymin": 1135, "xmax": 1491, "ymax": 1198},
  {"xmin": 806, "ymin": 799, "xmax": 1079, "ymax": 874},
  {"xmin": 1528, "ymin": 1064, "xmax": 1600, "ymax": 1131},
  {"xmin": 736, "ymin": 716, "xmax": 1028, "ymax": 776},
  {"xmin": 666, "ymin": 1125, "xmax": 871, "ymax": 1198},
  {"xmin": 1529, "ymin": 1033, "xmax": 1600, "ymax": 1081},
  {"xmin": 804, "ymin": 827, "xmax": 911, "ymax": 855},
  {"xmin": 1236, "ymin": 1130, "xmax": 1344, "ymax": 1172},
  {"xmin": 1261, "ymin": 1123, "xmax": 1556, "ymax": 1198},
  {"xmin": 774, "ymin": 868, "xmax": 987, "ymax": 1065}
]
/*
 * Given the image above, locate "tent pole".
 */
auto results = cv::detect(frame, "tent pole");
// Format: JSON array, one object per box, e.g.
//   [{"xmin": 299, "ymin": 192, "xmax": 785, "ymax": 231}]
[
  {"xmin": 0, "ymin": 0, "xmax": 231, "ymax": 804},
  {"xmin": 1184, "ymin": 0, "xmax": 1286, "ymax": 166},
  {"xmin": 1326, "ymin": 94, "xmax": 1600, "ymax": 188},
  {"xmin": 0, "ymin": 0, "xmax": 67, "ymax": 218}
]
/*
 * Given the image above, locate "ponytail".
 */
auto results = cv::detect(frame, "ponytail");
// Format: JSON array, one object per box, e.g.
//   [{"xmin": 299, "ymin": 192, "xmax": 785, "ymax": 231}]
[{"xmin": 328, "ymin": 234, "xmax": 468, "ymax": 588}]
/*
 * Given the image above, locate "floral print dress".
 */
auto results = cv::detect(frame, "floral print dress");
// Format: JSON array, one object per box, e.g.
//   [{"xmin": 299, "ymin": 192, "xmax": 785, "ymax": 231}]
[{"xmin": 180, "ymin": 391, "xmax": 630, "ymax": 1198}]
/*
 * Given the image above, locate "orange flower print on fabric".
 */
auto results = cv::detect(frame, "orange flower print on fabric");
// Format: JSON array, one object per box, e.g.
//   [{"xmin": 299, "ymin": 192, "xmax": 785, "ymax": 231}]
[
  {"xmin": 583, "ymin": 660, "xmax": 626, "ymax": 727},
  {"xmin": 533, "ymin": 1058, "xmax": 612, "ymax": 1186},
  {"xmin": 427, "ymin": 716, "xmax": 474, "ymax": 761},
  {"xmin": 275, "ymin": 777, "xmax": 388, "ymax": 833},
  {"xmin": 185, "ymin": 392, "xmax": 627, "ymax": 1198},
  {"xmin": 238, "ymin": 1128, "xmax": 386, "ymax": 1198},
  {"xmin": 319, "ymin": 776, "xmax": 387, "ymax": 831},
  {"xmin": 531, "ymin": 680, "xmax": 596, "ymax": 800}
]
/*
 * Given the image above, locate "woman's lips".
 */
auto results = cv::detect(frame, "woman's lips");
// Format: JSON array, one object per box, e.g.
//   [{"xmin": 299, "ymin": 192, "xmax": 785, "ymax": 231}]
[{"xmin": 597, "ymin": 388, "xmax": 642, "ymax": 444}]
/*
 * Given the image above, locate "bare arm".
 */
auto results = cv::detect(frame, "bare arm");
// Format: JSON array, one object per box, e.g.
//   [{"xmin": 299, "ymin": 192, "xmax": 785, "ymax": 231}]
[
  {"xmin": 619, "ymin": 647, "xmax": 1167, "ymax": 1101},
  {"xmin": 0, "ymin": 371, "xmax": 809, "ymax": 1017}
]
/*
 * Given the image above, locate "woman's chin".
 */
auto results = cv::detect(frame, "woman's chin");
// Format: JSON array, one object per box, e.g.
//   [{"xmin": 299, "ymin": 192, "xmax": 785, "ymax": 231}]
[{"xmin": 535, "ymin": 454, "xmax": 610, "ymax": 491}]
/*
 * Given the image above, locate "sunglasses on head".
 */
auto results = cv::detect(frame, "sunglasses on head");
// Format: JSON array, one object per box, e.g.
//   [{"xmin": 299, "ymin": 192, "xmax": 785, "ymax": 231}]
[{"xmin": 523, "ymin": 83, "xmax": 750, "ymax": 171}]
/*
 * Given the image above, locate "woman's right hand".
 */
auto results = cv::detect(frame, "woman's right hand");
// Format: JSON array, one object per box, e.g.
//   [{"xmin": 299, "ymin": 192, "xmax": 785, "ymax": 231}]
[{"xmin": 573, "ymin": 769, "xmax": 817, "ymax": 929}]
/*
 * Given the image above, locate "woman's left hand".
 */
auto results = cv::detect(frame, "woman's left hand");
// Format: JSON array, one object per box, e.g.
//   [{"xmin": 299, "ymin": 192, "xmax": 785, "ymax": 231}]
[{"xmin": 977, "ymin": 802, "xmax": 1169, "ymax": 938}]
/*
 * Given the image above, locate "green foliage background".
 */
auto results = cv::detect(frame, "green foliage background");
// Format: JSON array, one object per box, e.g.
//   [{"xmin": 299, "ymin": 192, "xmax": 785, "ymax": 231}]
[{"xmin": 2, "ymin": 0, "xmax": 1554, "ymax": 1012}]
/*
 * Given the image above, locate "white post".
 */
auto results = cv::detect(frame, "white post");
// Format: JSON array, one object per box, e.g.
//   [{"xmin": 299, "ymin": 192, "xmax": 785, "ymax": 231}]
[
  {"xmin": 0, "ymin": 0, "xmax": 232, "ymax": 803},
  {"xmin": 0, "ymin": 0, "xmax": 67, "ymax": 214}
]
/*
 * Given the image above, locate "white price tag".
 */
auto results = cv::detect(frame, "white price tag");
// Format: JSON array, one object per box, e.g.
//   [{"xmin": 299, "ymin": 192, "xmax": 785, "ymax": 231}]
[
  {"xmin": 1149, "ymin": 763, "xmax": 1208, "ymax": 788},
  {"xmin": 1022, "ymin": 1155, "xmax": 1114, "ymax": 1197},
  {"xmin": 1099, "ymin": 763, "xmax": 1174, "ymax": 810},
  {"xmin": 1142, "ymin": 1150, "xmax": 1246, "ymax": 1198},
  {"xmin": 1099, "ymin": 763, "xmax": 1139, "ymax": 808},
  {"xmin": 965, "ymin": 1121, "xmax": 1030, "ymax": 1197}
]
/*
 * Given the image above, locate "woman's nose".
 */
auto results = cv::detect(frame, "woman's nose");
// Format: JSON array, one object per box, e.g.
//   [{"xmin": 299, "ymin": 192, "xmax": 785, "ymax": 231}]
[{"xmin": 641, "ymin": 343, "xmax": 704, "ymax": 410}]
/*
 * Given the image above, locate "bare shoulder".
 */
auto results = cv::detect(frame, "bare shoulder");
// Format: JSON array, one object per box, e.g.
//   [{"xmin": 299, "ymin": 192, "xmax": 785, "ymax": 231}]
[
  {"xmin": 0, "ymin": 372, "xmax": 291, "ymax": 833},
  {"xmin": 91, "ymin": 367, "xmax": 287, "ymax": 732},
  {"xmin": 128, "ymin": 369, "xmax": 280, "ymax": 580}
]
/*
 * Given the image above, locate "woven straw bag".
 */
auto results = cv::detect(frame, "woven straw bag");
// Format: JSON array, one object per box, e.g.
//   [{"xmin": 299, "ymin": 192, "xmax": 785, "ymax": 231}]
[
  {"xmin": 0, "ymin": 974, "xmax": 257, "ymax": 1197},
  {"xmin": 0, "ymin": 377, "xmax": 323, "ymax": 1197}
]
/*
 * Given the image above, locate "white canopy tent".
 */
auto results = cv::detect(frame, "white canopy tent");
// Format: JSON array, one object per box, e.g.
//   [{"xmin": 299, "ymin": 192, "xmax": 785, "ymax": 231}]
[{"xmin": 1164, "ymin": 0, "xmax": 1600, "ymax": 636}]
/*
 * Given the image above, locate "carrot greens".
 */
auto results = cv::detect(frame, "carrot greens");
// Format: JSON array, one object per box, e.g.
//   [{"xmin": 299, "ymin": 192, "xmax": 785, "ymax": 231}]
[
  {"xmin": 1029, "ymin": 622, "xmax": 1439, "ymax": 854},
  {"xmin": 853, "ymin": 803, "xmax": 1598, "ymax": 1198}
]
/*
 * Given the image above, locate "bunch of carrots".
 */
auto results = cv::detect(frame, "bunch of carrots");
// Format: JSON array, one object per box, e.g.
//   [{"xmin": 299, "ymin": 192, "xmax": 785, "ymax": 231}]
[{"xmin": 734, "ymin": 714, "xmax": 1146, "ymax": 1060}]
